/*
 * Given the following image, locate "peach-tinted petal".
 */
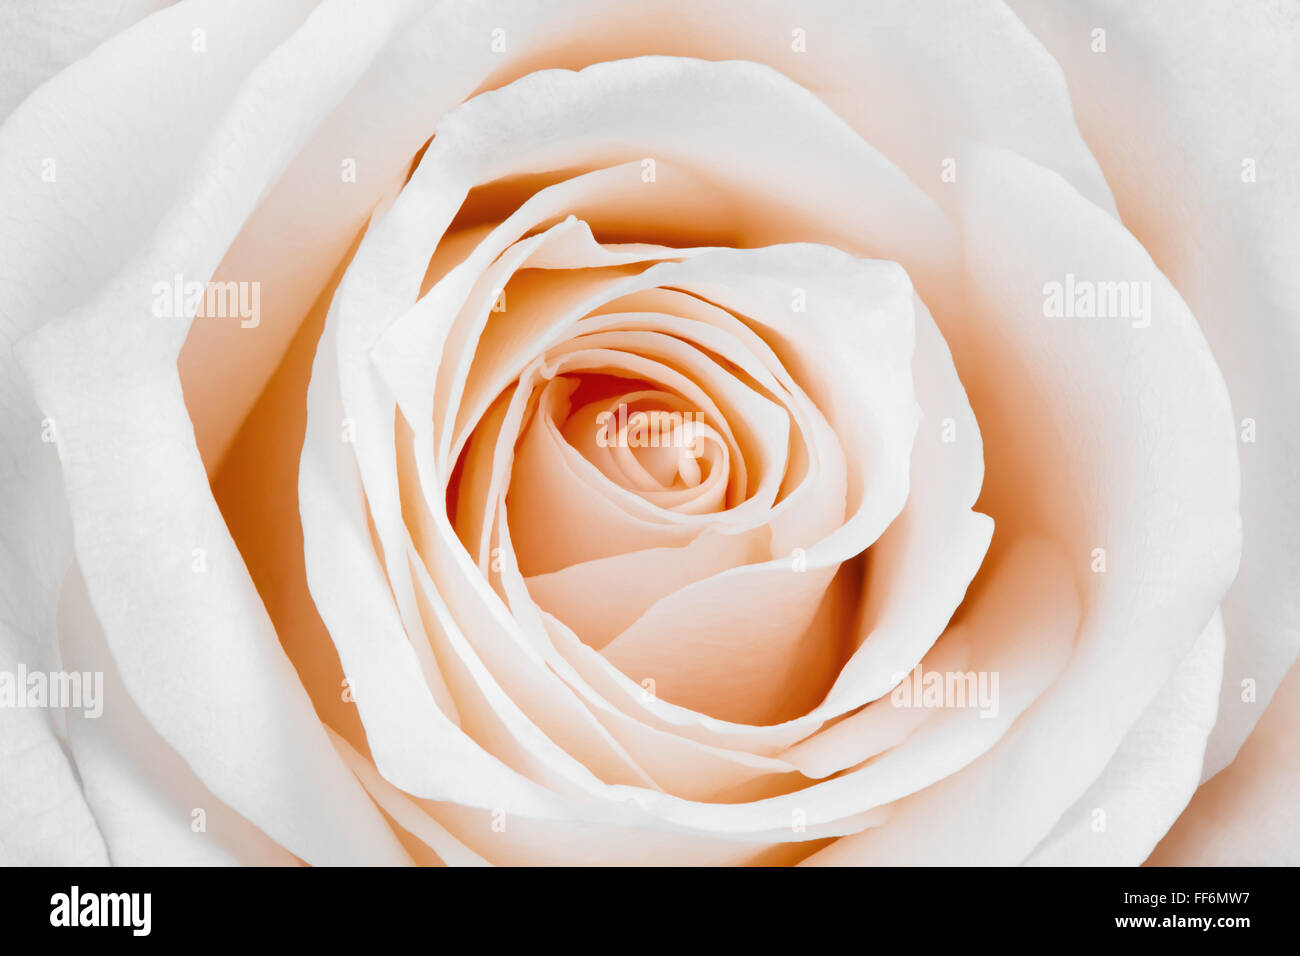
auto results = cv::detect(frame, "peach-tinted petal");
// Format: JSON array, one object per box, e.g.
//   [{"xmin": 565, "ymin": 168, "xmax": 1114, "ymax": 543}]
[
  {"xmin": 1010, "ymin": 0, "xmax": 1300, "ymax": 777},
  {"xmin": 1148, "ymin": 654, "xmax": 1300, "ymax": 866},
  {"xmin": 802, "ymin": 147, "xmax": 1240, "ymax": 864},
  {"xmin": 58, "ymin": 569, "xmax": 303, "ymax": 866},
  {"xmin": 327, "ymin": 729, "xmax": 489, "ymax": 867},
  {"xmin": 14, "ymin": 0, "xmax": 430, "ymax": 866},
  {"xmin": 1025, "ymin": 611, "xmax": 1224, "ymax": 866},
  {"xmin": 0, "ymin": 0, "xmax": 322, "ymax": 868},
  {"xmin": 806, "ymin": 298, "xmax": 992, "ymax": 718}
]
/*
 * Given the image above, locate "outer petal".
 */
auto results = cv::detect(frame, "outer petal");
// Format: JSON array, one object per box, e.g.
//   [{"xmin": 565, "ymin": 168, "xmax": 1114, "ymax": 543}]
[
  {"xmin": 1008, "ymin": 0, "xmax": 1300, "ymax": 778},
  {"xmin": 0, "ymin": 0, "xmax": 170, "ymax": 122},
  {"xmin": 0, "ymin": 649, "xmax": 106, "ymax": 864},
  {"xmin": 192, "ymin": 0, "xmax": 1121, "ymax": 469},
  {"xmin": 0, "ymin": 0, "xmax": 316, "ymax": 870},
  {"xmin": 804, "ymin": 148, "xmax": 1240, "ymax": 864},
  {"xmin": 12, "ymin": 0, "xmax": 426, "ymax": 865},
  {"xmin": 1024, "ymin": 611, "xmax": 1224, "ymax": 866},
  {"xmin": 57, "ymin": 569, "xmax": 301, "ymax": 866},
  {"xmin": 1149, "ymin": 655, "xmax": 1300, "ymax": 866}
]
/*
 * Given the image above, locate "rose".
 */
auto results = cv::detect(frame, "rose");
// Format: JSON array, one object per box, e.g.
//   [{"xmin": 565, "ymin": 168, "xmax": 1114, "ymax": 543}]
[{"xmin": 0, "ymin": 0, "xmax": 1295, "ymax": 866}]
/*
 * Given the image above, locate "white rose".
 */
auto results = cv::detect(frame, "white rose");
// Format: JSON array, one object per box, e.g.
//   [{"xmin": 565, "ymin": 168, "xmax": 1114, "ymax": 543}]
[{"xmin": 0, "ymin": 0, "xmax": 1295, "ymax": 866}]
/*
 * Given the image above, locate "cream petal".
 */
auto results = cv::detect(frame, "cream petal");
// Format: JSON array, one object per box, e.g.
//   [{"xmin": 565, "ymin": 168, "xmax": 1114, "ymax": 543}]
[
  {"xmin": 404, "ymin": 449, "xmax": 1013, "ymax": 836},
  {"xmin": 369, "ymin": 157, "xmax": 904, "ymax": 754},
  {"xmin": 211, "ymin": 240, "xmax": 390, "ymax": 759},
  {"xmin": 310, "ymin": 210, "xmax": 718, "ymax": 814},
  {"xmin": 568, "ymin": 246, "xmax": 916, "ymax": 722},
  {"xmin": 0, "ymin": 614, "xmax": 107, "ymax": 864},
  {"xmin": 1009, "ymin": 0, "xmax": 1300, "ymax": 778},
  {"xmin": 327, "ymin": 729, "xmax": 489, "ymax": 867},
  {"xmin": 588, "ymin": 535, "xmax": 1076, "ymax": 838},
  {"xmin": 1148, "ymin": 653, "xmax": 1300, "ymax": 865},
  {"xmin": 566, "ymin": 0, "xmax": 1117, "ymax": 220},
  {"xmin": 781, "ymin": 623, "xmax": 975, "ymax": 779},
  {"xmin": 803, "ymin": 147, "xmax": 1241, "ymax": 864},
  {"xmin": 600, "ymin": 558, "xmax": 842, "ymax": 725},
  {"xmin": 0, "ymin": 0, "xmax": 323, "ymax": 869},
  {"xmin": 650, "ymin": 247, "xmax": 918, "ymax": 568},
  {"xmin": 399, "ymin": 800, "xmax": 838, "ymax": 867},
  {"xmin": 501, "ymin": 375, "xmax": 703, "ymax": 569},
  {"xmin": 436, "ymin": 220, "xmax": 686, "ymax": 471},
  {"xmin": 576, "ymin": 295, "xmax": 849, "ymax": 560},
  {"xmin": 407, "ymin": 428, "xmax": 806, "ymax": 808},
  {"xmin": 494, "ymin": 504, "xmax": 815, "ymax": 803},
  {"xmin": 1025, "ymin": 611, "xmax": 1225, "ymax": 866},
  {"xmin": 365, "ymin": 475, "xmax": 894, "ymax": 839},
  {"xmin": 375, "ymin": 0, "xmax": 1115, "ymax": 234},
  {"xmin": 0, "ymin": 0, "xmax": 169, "ymax": 122},
  {"xmin": 372, "ymin": 161, "xmax": 714, "ymax": 470},
  {"xmin": 57, "ymin": 568, "xmax": 303, "ymax": 866},
  {"xmin": 526, "ymin": 529, "xmax": 768, "ymax": 652},
  {"xmin": 14, "ymin": 0, "xmax": 434, "ymax": 866},
  {"xmin": 20, "ymin": 317, "xmax": 410, "ymax": 865},
  {"xmin": 596, "ymin": 292, "xmax": 991, "ymax": 731},
  {"xmin": 0, "ymin": 712, "xmax": 107, "ymax": 864},
  {"xmin": 371, "ymin": 57, "xmax": 951, "ymax": 468},
  {"xmin": 815, "ymin": 299, "xmax": 993, "ymax": 717},
  {"xmin": 401, "ymin": 513, "xmax": 663, "ymax": 793},
  {"xmin": 802, "ymin": 535, "xmax": 1081, "ymax": 864},
  {"xmin": 0, "ymin": 0, "xmax": 334, "ymax": 475},
  {"xmin": 544, "ymin": 329, "xmax": 790, "ymax": 508},
  {"xmin": 3, "ymin": 0, "xmax": 1208, "ymax": 867},
  {"xmin": 303, "ymin": 309, "xmax": 633, "ymax": 820},
  {"xmin": 387, "ymin": 239, "xmax": 904, "ymax": 733},
  {"xmin": 519, "ymin": 349, "xmax": 752, "ymax": 521}
]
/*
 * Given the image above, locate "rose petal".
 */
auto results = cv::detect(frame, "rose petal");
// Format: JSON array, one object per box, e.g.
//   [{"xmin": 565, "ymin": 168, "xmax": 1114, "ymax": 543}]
[
  {"xmin": 793, "ymin": 534, "xmax": 1079, "ymax": 865},
  {"xmin": 579, "ymin": 535, "xmax": 1075, "ymax": 838},
  {"xmin": 14, "ymin": 0, "xmax": 432, "ymax": 866},
  {"xmin": 0, "ymin": 0, "xmax": 319, "ymax": 869},
  {"xmin": 0, "ymin": 0, "xmax": 169, "ymax": 123},
  {"xmin": 1148, "ymin": 654, "xmax": 1300, "ymax": 865},
  {"xmin": 1025, "ymin": 610, "xmax": 1225, "ymax": 866},
  {"xmin": 1009, "ymin": 0, "xmax": 1300, "ymax": 778},
  {"xmin": 57, "ymin": 568, "xmax": 303, "ymax": 866},
  {"xmin": 815, "ymin": 298, "xmax": 993, "ymax": 716},
  {"xmin": 327, "ymin": 729, "xmax": 489, "ymax": 867},
  {"xmin": 803, "ymin": 147, "xmax": 1241, "ymax": 864}
]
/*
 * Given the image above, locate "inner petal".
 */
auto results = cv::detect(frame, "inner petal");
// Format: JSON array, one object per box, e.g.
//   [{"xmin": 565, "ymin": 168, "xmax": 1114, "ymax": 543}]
[{"xmin": 563, "ymin": 385, "xmax": 727, "ymax": 505}]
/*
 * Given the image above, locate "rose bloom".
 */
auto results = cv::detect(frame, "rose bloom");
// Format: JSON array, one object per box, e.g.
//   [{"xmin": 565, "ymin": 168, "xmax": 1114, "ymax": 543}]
[{"xmin": 0, "ymin": 0, "xmax": 1296, "ymax": 867}]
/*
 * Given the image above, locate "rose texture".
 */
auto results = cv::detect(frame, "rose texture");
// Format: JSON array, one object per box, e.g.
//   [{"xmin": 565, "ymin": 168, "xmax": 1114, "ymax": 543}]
[{"xmin": 1, "ymin": 0, "xmax": 1296, "ymax": 867}]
